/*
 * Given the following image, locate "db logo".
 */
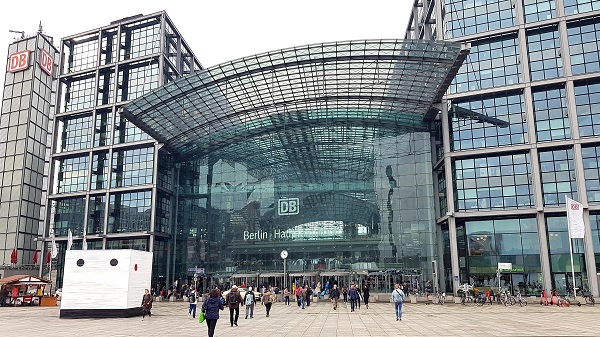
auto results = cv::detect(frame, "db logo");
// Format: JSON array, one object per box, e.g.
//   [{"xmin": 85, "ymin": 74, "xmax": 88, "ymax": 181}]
[
  {"xmin": 278, "ymin": 198, "xmax": 299, "ymax": 216},
  {"xmin": 571, "ymin": 204, "xmax": 579, "ymax": 211},
  {"xmin": 40, "ymin": 49, "xmax": 54, "ymax": 76},
  {"xmin": 8, "ymin": 50, "xmax": 30, "ymax": 73}
]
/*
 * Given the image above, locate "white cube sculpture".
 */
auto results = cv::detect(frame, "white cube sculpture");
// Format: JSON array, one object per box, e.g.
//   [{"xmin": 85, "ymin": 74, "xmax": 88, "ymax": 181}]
[{"xmin": 60, "ymin": 249, "xmax": 153, "ymax": 318}]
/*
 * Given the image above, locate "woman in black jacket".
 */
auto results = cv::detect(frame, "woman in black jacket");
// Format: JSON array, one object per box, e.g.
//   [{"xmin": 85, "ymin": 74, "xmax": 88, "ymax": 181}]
[
  {"xmin": 363, "ymin": 284, "xmax": 370, "ymax": 309},
  {"xmin": 202, "ymin": 288, "xmax": 224, "ymax": 337}
]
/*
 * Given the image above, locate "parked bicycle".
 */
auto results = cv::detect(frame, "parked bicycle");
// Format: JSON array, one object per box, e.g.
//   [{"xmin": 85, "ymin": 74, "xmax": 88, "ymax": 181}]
[
  {"xmin": 583, "ymin": 292, "xmax": 595, "ymax": 306},
  {"xmin": 432, "ymin": 291, "xmax": 445, "ymax": 305},
  {"xmin": 514, "ymin": 290, "xmax": 527, "ymax": 306}
]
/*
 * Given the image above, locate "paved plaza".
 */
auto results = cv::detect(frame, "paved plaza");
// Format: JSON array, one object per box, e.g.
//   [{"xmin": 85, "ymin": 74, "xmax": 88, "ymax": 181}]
[{"xmin": 1, "ymin": 299, "xmax": 599, "ymax": 336}]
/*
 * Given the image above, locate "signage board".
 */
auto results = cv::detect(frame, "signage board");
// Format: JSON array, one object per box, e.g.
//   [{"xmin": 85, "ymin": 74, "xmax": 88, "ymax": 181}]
[
  {"xmin": 40, "ymin": 49, "xmax": 53, "ymax": 76},
  {"xmin": 497, "ymin": 262, "xmax": 513, "ymax": 271},
  {"xmin": 8, "ymin": 50, "xmax": 30, "ymax": 73},
  {"xmin": 278, "ymin": 197, "xmax": 299, "ymax": 215}
]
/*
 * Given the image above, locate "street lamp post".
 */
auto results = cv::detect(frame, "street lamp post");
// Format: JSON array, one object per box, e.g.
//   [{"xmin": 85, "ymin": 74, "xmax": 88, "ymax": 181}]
[{"xmin": 281, "ymin": 250, "xmax": 288, "ymax": 290}]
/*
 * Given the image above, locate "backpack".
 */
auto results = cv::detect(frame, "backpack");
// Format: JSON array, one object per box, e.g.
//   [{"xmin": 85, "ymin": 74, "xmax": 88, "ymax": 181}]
[
  {"xmin": 245, "ymin": 293, "xmax": 254, "ymax": 305},
  {"xmin": 228, "ymin": 291, "xmax": 239, "ymax": 305},
  {"xmin": 394, "ymin": 289, "xmax": 404, "ymax": 303},
  {"xmin": 188, "ymin": 292, "xmax": 196, "ymax": 303}
]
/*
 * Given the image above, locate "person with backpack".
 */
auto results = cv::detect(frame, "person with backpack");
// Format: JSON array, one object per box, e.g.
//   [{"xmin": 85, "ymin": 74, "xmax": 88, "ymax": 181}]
[
  {"xmin": 244, "ymin": 287, "xmax": 255, "ymax": 319},
  {"xmin": 392, "ymin": 284, "xmax": 405, "ymax": 321},
  {"xmin": 188, "ymin": 288, "xmax": 198, "ymax": 318},
  {"xmin": 261, "ymin": 290, "xmax": 273, "ymax": 317},
  {"xmin": 227, "ymin": 285, "xmax": 244, "ymax": 326}
]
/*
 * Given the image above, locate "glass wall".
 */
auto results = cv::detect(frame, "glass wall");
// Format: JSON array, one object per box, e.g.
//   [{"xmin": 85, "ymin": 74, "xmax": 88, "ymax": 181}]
[
  {"xmin": 458, "ymin": 218, "xmax": 541, "ymax": 295},
  {"xmin": 546, "ymin": 216, "xmax": 586, "ymax": 294},
  {"xmin": 173, "ymin": 132, "xmax": 437, "ymax": 291}
]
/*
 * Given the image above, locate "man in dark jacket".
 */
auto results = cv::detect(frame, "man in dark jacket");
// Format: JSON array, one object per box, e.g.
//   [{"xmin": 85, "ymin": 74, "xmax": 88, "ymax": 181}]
[
  {"xmin": 227, "ymin": 285, "xmax": 244, "ymax": 326},
  {"xmin": 330, "ymin": 284, "xmax": 341, "ymax": 310},
  {"xmin": 141, "ymin": 289, "xmax": 153, "ymax": 320}
]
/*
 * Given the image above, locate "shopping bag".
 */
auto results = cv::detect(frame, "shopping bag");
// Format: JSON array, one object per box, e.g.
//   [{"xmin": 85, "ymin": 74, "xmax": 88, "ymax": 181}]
[{"xmin": 198, "ymin": 311, "xmax": 205, "ymax": 323}]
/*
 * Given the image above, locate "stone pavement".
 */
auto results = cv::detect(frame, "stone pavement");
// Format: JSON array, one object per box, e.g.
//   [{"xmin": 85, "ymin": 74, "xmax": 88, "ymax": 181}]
[{"xmin": 1, "ymin": 299, "xmax": 599, "ymax": 336}]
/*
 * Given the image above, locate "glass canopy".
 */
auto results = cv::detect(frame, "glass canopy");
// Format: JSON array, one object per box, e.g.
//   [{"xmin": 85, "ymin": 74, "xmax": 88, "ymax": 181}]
[{"xmin": 121, "ymin": 39, "xmax": 469, "ymax": 167}]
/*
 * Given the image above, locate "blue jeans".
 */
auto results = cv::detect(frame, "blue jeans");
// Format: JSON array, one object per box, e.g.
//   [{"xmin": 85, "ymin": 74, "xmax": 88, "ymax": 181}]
[
  {"xmin": 189, "ymin": 303, "xmax": 197, "ymax": 318},
  {"xmin": 301, "ymin": 298, "xmax": 306, "ymax": 308},
  {"xmin": 395, "ymin": 302, "xmax": 403, "ymax": 318}
]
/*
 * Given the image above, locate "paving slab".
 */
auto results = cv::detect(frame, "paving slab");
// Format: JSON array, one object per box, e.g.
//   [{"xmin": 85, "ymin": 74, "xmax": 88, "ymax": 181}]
[{"xmin": 0, "ymin": 300, "xmax": 599, "ymax": 336}]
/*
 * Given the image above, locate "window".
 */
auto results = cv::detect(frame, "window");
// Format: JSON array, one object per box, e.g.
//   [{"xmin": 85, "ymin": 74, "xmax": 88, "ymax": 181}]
[
  {"xmin": 527, "ymin": 27, "xmax": 562, "ymax": 81},
  {"xmin": 60, "ymin": 114, "xmax": 92, "ymax": 152},
  {"xmin": 532, "ymin": 87, "xmax": 570, "ymax": 141},
  {"xmin": 111, "ymin": 146, "xmax": 154, "ymax": 188},
  {"xmin": 539, "ymin": 148, "xmax": 577, "ymax": 206},
  {"xmin": 568, "ymin": 19, "xmax": 600, "ymax": 75},
  {"xmin": 53, "ymin": 197, "xmax": 86, "ymax": 236},
  {"xmin": 56, "ymin": 156, "xmax": 89, "ymax": 193},
  {"xmin": 564, "ymin": 0, "xmax": 600, "ymax": 15},
  {"xmin": 581, "ymin": 146, "xmax": 600, "ymax": 203},
  {"xmin": 108, "ymin": 191, "xmax": 152, "ymax": 233},
  {"xmin": 451, "ymin": 35, "xmax": 521, "ymax": 93},
  {"xmin": 574, "ymin": 79, "xmax": 600, "ymax": 137},
  {"xmin": 523, "ymin": 0, "xmax": 555, "ymax": 23},
  {"xmin": 450, "ymin": 92, "xmax": 526, "ymax": 150},
  {"xmin": 445, "ymin": 0, "xmax": 516, "ymax": 38},
  {"xmin": 454, "ymin": 153, "xmax": 533, "ymax": 211}
]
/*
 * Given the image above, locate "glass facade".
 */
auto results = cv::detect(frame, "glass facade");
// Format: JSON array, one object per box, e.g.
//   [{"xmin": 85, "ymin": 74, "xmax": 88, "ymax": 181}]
[
  {"xmin": 46, "ymin": 12, "xmax": 203, "ymax": 288},
  {"xmin": 458, "ymin": 217, "xmax": 541, "ymax": 295},
  {"xmin": 420, "ymin": 0, "xmax": 600, "ymax": 295}
]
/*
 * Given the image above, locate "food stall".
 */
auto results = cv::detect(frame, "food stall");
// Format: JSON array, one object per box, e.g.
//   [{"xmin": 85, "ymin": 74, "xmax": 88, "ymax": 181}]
[{"xmin": 0, "ymin": 274, "xmax": 53, "ymax": 306}]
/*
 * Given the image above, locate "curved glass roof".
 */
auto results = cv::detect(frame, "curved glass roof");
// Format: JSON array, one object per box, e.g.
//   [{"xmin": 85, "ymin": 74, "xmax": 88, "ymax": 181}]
[{"xmin": 122, "ymin": 39, "xmax": 469, "ymax": 163}]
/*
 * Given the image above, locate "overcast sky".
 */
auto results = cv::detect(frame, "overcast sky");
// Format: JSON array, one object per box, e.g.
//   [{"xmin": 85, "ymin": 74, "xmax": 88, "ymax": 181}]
[{"xmin": 1, "ymin": 0, "xmax": 412, "ymax": 93}]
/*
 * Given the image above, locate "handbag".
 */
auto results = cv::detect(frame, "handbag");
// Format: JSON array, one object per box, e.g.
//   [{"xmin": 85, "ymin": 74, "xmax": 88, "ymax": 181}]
[{"xmin": 198, "ymin": 311, "xmax": 205, "ymax": 323}]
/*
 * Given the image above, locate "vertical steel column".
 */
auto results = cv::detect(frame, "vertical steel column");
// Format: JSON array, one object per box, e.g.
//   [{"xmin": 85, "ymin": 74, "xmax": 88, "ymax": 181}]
[
  {"xmin": 170, "ymin": 164, "xmax": 180, "ymax": 288},
  {"xmin": 441, "ymin": 100, "xmax": 459, "ymax": 295}
]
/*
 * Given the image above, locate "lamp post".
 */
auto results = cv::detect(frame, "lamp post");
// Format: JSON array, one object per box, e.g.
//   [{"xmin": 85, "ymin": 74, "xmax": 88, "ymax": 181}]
[{"xmin": 280, "ymin": 250, "xmax": 288, "ymax": 290}]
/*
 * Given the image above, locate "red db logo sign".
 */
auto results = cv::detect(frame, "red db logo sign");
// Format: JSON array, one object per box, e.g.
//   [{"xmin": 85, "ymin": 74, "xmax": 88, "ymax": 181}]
[
  {"xmin": 8, "ymin": 50, "xmax": 30, "ymax": 73},
  {"xmin": 40, "ymin": 49, "xmax": 54, "ymax": 76},
  {"xmin": 571, "ymin": 204, "xmax": 579, "ymax": 211}
]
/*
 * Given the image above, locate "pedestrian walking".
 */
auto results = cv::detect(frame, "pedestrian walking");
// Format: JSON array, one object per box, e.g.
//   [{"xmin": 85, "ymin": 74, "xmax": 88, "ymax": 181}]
[
  {"xmin": 330, "ymin": 284, "xmax": 340, "ymax": 310},
  {"xmin": 188, "ymin": 288, "xmax": 198, "ymax": 318},
  {"xmin": 0, "ymin": 286, "xmax": 8, "ymax": 307},
  {"xmin": 356, "ymin": 284, "xmax": 362, "ymax": 309},
  {"xmin": 295, "ymin": 286, "xmax": 302, "ymax": 306},
  {"xmin": 202, "ymin": 288, "xmax": 224, "ymax": 337},
  {"xmin": 342, "ymin": 286, "xmax": 348, "ymax": 302},
  {"xmin": 141, "ymin": 289, "xmax": 153, "ymax": 320},
  {"xmin": 306, "ymin": 286, "xmax": 312, "ymax": 306},
  {"xmin": 392, "ymin": 284, "xmax": 405, "ymax": 321},
  {"xmin": 284, "ymin": 288, "xmax": 290, "ymax": 305},
  {"xmin": 227, "ymin": 285, "xmax": 243, "ymax": 327},
  {"xmin": 363, "ymin": 284, "xmax": 370, "ymax": 309},
  {"xmin": 244, "ymin": 287, "xmax": 255, "ymax": 319},
  {"xmin": 300, "ymin": 285, "xmax": 307, "ymax": 309},
  {"xmin": 348, "ymin": 285, "xmax": 358, "ymax": 312},
  {"xmin": 261, "ymin": 290, "xmax": 273, "ymax": 317}
]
